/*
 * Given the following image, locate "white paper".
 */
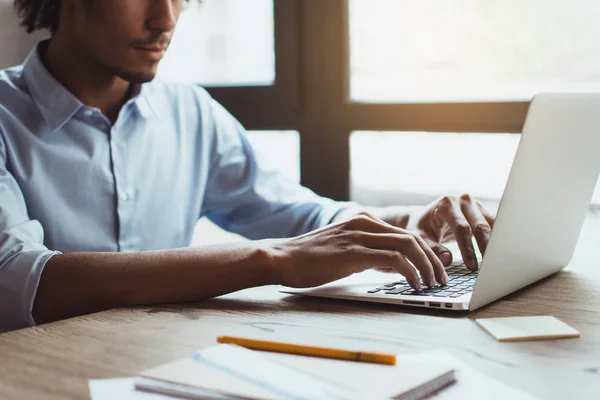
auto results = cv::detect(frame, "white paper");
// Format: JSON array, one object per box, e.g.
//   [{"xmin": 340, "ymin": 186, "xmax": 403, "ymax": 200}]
[
  {"xmin": 88, "ymin": 378, "xmax": 177, "ymax": 400},
  {"xmin": 193, "ymin": 345, "xmax": 358, "ymax": 400},
  {"xmin": 413, "ymin": 350, "xmax": 538, "ymax": 400},
  {"xmin": 90, "ymin": 349, "xmax": 536, "ymax": 400},
  {"xmin": 140, "ymin": 344, "xmax": 454, "ymax": 400},
  {"xmin": 135, "ymin": 377, "xmax": 243, "ymax": 400}
]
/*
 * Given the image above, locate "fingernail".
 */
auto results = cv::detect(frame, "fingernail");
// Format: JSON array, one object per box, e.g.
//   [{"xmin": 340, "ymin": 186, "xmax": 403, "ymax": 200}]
[
  {"xmin": 470, "ymin": 260, "xmax": 479, "ymax": 271},
  {"xmin": 440, "ymin": 252, "xmax": 452, "ymax": 266},
  {"xmin": 427, "ymin": 278, "xmax": 435, "ymax": 287},
  {"xmin": 441, "ymin": 272, "xmax": 449, "ymax": 286}
]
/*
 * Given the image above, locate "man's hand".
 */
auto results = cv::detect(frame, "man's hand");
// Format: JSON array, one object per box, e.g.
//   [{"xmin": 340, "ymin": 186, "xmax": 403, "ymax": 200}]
[
  {"xmin": 376, "ymin": 194, "xmax": 496, "ymax": 271},
  {"xmin": 268, "ymin": 215, "xmax": 448, "ymax": 290},
  {"xmin": 408, "ymin": 194, "xmax": 495, "ymax": 271}
]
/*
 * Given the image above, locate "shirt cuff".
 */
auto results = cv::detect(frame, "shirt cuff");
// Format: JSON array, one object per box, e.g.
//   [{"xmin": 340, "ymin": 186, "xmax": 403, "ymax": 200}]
[{"xmin": 0, "ymin": 249, "xmax": 60, "ymax": 333}]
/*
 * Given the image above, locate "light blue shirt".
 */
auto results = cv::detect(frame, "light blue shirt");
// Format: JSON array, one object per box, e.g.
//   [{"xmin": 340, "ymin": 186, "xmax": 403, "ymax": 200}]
[{"xmin": 0, "ymin": 41, "xmax": 350, "ymax": 332}]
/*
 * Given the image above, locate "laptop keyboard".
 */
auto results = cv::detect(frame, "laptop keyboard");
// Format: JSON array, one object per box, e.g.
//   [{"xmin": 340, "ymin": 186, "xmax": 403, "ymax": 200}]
[{"xmin": 367, "ymin": 263, "xmax": 478, "ymax": 298}]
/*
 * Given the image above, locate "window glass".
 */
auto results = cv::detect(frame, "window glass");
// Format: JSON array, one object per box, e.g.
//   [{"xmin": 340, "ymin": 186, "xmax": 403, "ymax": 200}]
[
  {"xmin": 246, "ymin": 131, "xmax": 300, "ymax": 183},
  {"xmin": 351, "ymin": 131, "xmax": 600, "ymax": 206},
  {"xmin": 349, "ymin": 0, "xmax": 600, "ymax": 102},
  {"xmin": 157, "ymin": 0, "xmax": 275, "ymax": 86},
  {"xmin": 351, "ymin": 131, "xmax": 519, "ymax": 205}
]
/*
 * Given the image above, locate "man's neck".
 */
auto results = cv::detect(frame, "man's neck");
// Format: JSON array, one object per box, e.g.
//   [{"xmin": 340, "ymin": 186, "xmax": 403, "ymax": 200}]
[{"xmin": 43, "ymin": 35, "xmax": 131, "ymax": 124}]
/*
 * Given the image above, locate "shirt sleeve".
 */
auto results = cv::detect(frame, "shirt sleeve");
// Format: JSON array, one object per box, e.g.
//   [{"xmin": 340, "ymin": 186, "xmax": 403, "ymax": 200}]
[
  {"xmin": 200, "ymin": 92, "xmax": 359, "ymax": 240},
  {"xmin": 0, "ymin": 134, "xmax": 59, "ymax": 333}
]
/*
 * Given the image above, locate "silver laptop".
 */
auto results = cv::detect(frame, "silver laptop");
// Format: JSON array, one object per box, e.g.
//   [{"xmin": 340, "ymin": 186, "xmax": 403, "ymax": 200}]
[{"xmin": 281, "ymin": 93, "xmax": 600, "ymax": 311}]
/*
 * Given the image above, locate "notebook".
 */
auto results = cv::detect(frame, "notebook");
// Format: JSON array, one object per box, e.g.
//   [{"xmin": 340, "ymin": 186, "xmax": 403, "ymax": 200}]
[{"xmin": 136, "ymin": 344, "xmax": 456, "ymax": 400}]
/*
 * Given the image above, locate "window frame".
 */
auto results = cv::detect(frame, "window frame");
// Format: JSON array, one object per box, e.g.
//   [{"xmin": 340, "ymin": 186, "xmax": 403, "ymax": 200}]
[{"xmin": 204, "ymin": 0, "xmax": 527, "ymax": 201}]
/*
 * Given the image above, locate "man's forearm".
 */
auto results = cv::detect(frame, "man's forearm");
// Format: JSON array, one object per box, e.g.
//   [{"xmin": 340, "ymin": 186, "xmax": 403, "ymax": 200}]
[{"xmin": 32, "ymin": 242, "xmax": 277, "ymax": 324}]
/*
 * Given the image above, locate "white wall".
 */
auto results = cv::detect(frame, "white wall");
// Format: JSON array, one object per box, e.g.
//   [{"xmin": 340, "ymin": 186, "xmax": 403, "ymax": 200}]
[{"xmin": 0, "ymin": 0, "xmax": 46, "ymax": 68}]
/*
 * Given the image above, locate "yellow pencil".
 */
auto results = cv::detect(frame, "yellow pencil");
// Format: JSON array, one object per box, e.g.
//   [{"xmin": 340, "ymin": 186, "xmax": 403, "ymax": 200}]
[{"xmin": 216, "ymin": 336, "xmax": 396, "ymax": 366}]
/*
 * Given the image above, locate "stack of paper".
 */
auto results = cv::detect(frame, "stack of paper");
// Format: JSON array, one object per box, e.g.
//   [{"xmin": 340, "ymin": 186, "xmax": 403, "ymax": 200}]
[
  {"xmin": 138, "ymin": 344, "xmax": 455, "ymax": 400},
  {"xmin": 89, "ymin": 346, "xmax": 537, "ymax": 400}
]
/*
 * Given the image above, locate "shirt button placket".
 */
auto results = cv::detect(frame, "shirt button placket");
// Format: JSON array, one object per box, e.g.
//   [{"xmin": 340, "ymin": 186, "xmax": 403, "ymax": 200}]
[{"xmin": 111, "ymin": 122, "xmax": 134, "ymax": 252}]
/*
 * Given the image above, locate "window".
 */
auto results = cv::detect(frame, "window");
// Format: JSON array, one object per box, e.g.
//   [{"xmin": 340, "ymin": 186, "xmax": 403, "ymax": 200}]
[
  {"xmin": 157, "ymin": 0, "xmax": 275, "ymax": 85},
  {"xmin": 349, "ymin": 0, "xmax": 600, "ymax": 103},
  {"xmin": 246, "ymin": 131, "xmax": 300, "ymax": 183},
  {"xmin": 162, "ymin": 1, "xmax": 599, "ymax": 207},
  {"xmin": 350, "ymin": 131, "xmax": 521, "ymax": 205},
  {"xmin": 346, "ymin": 0, "xmax": 600, "ymax": 208}
]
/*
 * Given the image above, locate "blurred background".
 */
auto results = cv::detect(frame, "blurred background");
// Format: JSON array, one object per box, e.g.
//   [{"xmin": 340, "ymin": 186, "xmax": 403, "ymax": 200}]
[{"xmin": 156, "ymin": 0, "xmax": 600, "ymax": 208}]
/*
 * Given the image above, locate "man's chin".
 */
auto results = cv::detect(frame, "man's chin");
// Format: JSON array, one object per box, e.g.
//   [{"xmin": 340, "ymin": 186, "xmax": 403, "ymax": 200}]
[{"xmin": 117, "ymin": 69, "xmax": 157, "ymax": 84}]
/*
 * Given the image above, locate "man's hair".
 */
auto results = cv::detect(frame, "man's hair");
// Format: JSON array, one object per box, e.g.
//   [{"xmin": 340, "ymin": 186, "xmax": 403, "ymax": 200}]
[
  {"xmin": 13, "ymin": 0, "xmax": 61, "ymax": 34},
  {"xmin": 14, "ymin": 0, "xmax": 197, "ymax": 35}
]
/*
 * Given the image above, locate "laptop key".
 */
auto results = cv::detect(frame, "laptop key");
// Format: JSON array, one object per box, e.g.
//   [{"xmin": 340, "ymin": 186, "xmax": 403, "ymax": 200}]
[
  {"xmin": 401, "ymin": 290, "xmax": 428, "ymax": 296},
  {"xmin": 385, "ymin": 287, "xmax": 412, "ymax": 295},
  {"xmin": 369, "ymin": 284, "xmax": 404, "ymax": 293},
  {"xmin": 432, "ymin": 292, "xmax": 453, "ymax": 297}
]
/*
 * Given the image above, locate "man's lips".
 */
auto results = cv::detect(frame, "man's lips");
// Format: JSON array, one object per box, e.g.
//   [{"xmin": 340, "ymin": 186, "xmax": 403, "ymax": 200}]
[{"xmin": 133, "ymin": 46, "xmax": 167, "ymax": 61}]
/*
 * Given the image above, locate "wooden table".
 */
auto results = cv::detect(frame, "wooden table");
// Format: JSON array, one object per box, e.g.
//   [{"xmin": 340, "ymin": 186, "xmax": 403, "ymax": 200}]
[{"xmin": 1, "ymin": 214, "xmax": 599, "ymax": 400}]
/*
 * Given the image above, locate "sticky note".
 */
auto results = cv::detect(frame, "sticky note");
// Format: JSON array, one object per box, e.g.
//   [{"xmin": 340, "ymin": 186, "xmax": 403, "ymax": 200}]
[{"xmin": 475, "ymin": 316, "xmax": 580, "ymax": 342}]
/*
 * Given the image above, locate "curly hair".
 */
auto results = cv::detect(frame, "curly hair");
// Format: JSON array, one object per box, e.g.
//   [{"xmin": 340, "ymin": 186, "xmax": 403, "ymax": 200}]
[
  {"xmin": 13, "ymin": 0, "xmax": 198, "ymax": 35},
  {"xmin": 13, "ymin": 0, "xmax": 61, "ymax": 34}
]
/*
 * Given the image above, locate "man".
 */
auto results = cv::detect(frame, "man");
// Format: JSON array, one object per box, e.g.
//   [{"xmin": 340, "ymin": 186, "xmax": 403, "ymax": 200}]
[{"xmin": 0, "ymin": 0, "xmax": 494, "ymax": 333}]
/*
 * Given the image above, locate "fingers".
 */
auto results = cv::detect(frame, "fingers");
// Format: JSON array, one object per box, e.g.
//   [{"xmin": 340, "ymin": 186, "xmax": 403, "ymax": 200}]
[
  {"xmin": 351, "ymin": 249, "xmax": 421, "ymax": 288},
  {"xmin": 436, "ymin": 196, "xmax": 478, "ymax": 271},
  {"xmin": 461, "ymin": 196, "xmax": 493, "ymax": 255},
  {"xmin": 391, "ymin": 253, "xmax": 422, "ymax": 290},
  {"xmin": 423, "ymin": 236, "xmax": 453, "ymax": 267},
  {"xmin": 372, "ymin": 266, "xmax": 396, "ymax": 273},
  {"xmin": 368, "ymin": 250, "xmax": 421, "ymax": 289},
  {"xmin": 477, "ymin": 200, "xmax": 496, "ymax": 228},
  {"xmin": 358, "ymin": 232, "xmax": 440, "ymax": 287},
  {"xmin": 343, "ymin": 215, "xmax": 449, "ymax": 286},
  {"xmin": 412, "ymin": 234, "xmax": 448, "ymax": 285}
]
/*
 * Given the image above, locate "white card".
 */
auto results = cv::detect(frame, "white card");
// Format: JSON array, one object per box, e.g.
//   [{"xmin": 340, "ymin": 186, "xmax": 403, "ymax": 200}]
[{"xmin": 475, "ymin": 316, "xmax": 580, "ymax": 342}]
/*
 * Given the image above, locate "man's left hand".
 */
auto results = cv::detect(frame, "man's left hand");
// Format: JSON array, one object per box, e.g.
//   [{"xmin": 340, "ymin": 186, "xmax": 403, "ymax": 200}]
[{"xmin": 376, "ymin": 194, "xmax": 496, "ymax": 271}]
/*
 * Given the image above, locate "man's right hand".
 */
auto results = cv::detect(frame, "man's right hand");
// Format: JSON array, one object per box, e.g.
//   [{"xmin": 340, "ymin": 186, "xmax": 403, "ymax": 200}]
[{"xmin": 267, "ymin": 215, "xmax": 448, "ymax": 290}]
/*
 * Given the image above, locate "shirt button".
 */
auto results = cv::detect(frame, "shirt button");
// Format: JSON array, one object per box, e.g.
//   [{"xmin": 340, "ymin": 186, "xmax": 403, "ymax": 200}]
[
  {"xmin": 119, "ymin": 191, "xmax": 132, "ymax": 201},
  {"xmin": 83, "ymin": 109, "xmax": 94, "ymax": 117}
]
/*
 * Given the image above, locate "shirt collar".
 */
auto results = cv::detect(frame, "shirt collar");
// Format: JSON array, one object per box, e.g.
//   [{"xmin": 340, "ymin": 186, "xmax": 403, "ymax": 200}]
[
  {"xmin": 130, "ymin": 83, "xmax": 163, "ymax": 121},
  {"xmin": 23, "ymin": 39, "xmax": 162, "ymax": 132},
  {"xmin": 23, "ymin": 40, "xmax": 83, "ymax": 132}
]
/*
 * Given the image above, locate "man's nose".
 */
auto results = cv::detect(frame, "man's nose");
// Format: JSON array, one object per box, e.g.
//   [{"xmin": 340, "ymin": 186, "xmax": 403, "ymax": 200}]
[{"xmin": 147, "ymin": 0, "xmax": 179, "ymax": 34}]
